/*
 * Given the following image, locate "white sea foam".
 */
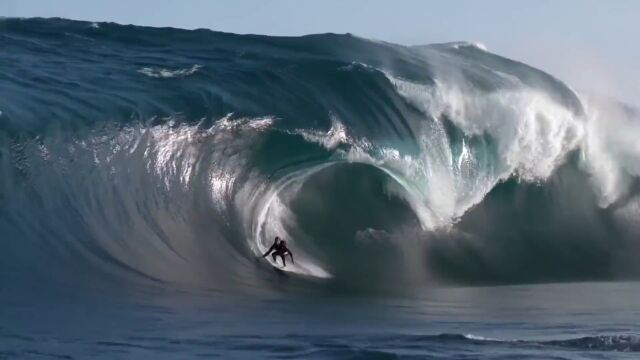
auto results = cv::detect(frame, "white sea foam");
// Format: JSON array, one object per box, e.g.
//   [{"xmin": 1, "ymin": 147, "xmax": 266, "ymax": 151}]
[
  {"xmin": 295, "ymin": 115, "xmax": 351, "ymax": 150},
  {"xmin": 449, "ymin": 41, "xmax": 488, "ymax": 51},
  {"xmin": 387, "ymin": 67, "xmax": 640, "ymax": 219},
  {"xmin": 138, "ymin": 64, "xmax": 203, "ymax": 78},
  {"xmin": 381, "ymin": 70, "xmax": 590, "ymax": 227},
  {"xmin": 215, "ymin": 113, "xmax": 275, "ymax": 132},
  {"xmin": 338, "ymin": 61, "xmax": 377, "ymax": 72},
  {"xmin": 464, "ymin": 334, "xmax": 500, "ymax": 341},
  {"xmin": 579, "ymin": 95, "xmax": 640, "ymax": 206}
]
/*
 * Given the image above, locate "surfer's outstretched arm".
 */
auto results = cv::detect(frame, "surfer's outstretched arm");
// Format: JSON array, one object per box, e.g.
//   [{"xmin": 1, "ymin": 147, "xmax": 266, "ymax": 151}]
[
  {"xmin": 261, "ymin": 238, "xmax": 279, "ymax": 258},
  {"xmin": 261, "ymin": 245, "xmax": 275, "ymax": 258}
]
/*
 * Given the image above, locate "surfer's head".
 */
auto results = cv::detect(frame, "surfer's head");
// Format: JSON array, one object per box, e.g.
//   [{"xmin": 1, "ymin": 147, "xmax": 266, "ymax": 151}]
[{"xmin": 275, "ymin": 236, "xmax": 280, "ymax": 243}]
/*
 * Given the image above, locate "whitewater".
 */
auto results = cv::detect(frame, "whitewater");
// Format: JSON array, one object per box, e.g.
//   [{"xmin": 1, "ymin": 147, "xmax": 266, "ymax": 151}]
[{"xmin": 1, "ymin": 18, "xmax": 640, "ymax": 359}]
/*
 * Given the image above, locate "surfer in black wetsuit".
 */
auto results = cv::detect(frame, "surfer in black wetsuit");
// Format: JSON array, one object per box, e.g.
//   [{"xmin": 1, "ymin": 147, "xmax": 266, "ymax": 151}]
[{"xmin": 261, "ymin": 236, "xmax": 294, "ymax": 267}]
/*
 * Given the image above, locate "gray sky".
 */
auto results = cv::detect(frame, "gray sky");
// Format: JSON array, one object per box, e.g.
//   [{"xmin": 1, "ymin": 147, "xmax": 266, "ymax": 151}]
[{"xmin": 3, "ymin": 0, "xmax": 639, "ymax": 106}]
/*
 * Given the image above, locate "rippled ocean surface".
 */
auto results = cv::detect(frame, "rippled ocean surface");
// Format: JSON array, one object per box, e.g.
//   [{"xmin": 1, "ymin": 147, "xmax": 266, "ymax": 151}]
[{"xmin": 2, "ymin": 282, "xmax": 639, "ymax": 359}]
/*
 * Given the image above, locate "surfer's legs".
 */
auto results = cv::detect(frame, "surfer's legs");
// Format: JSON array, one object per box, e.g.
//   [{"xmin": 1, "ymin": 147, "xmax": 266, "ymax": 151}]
[{"xmin": 272, "ymin": 252, "xmax": 286, "ymax": 267}]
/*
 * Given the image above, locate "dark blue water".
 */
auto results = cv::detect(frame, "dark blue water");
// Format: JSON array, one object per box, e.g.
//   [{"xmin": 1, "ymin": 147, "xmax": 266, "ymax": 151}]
[
  {"xmin": 1, "ymin": 17, "xmax": 640, "ymax": 359},
  {"xmin": 3, "ymin": 282, "xmax": 640, "ymax": 359}
]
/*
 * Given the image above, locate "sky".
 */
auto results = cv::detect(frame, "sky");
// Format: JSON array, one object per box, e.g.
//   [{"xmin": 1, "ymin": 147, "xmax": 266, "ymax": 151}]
[{"xmin": 3, "ymin": 0, "xmax": 639, "ymax": 106}]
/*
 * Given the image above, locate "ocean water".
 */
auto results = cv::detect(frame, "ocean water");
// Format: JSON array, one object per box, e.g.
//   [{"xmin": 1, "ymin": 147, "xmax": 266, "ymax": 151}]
[
  {"xmin": 3, "ymin": 282, "xmax": 640, "ymax": 359},
  {"xmin": 1, "ymin": 18, "xmax": 640, "ymax": 359}
]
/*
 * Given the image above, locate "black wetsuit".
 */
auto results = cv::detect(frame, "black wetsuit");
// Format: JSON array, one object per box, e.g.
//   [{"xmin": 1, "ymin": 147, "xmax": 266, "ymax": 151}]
[{"xmin": 262, "ymin": 239, "xmax": 294, "ymax": 267}]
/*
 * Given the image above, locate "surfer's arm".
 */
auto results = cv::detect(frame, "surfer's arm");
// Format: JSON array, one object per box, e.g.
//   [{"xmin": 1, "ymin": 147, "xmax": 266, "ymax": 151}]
[
  {"xmin": 288, "ymin": 251, "xmax": 294, "ymax": 263},
  {"xmin": 261, "ymin": 244, "xmax": 275, "ymax": 257}
]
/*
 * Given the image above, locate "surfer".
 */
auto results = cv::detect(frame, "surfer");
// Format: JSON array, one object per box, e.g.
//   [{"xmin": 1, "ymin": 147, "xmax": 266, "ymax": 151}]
[{"xmin": 261, "ymin": 236, "xmax": 294, "ymax": 267}]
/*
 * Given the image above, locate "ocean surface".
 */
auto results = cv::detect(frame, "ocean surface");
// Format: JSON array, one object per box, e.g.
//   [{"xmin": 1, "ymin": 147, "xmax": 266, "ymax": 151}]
[{"xmin": 1, "ymin": 18, "xmax": 640, "ymax": 359}]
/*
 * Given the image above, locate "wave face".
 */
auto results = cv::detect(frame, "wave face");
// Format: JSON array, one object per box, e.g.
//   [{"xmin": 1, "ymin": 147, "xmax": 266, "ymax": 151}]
[{"xmin": 2, "ymin": 18, "xmax": 640, "ymax": 294}]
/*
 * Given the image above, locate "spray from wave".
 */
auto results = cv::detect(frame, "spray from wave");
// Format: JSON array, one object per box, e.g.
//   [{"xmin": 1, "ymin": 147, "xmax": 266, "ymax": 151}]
[{"xmin": 1, "ymin": 18, "xmax": 639, "ymax": 294}]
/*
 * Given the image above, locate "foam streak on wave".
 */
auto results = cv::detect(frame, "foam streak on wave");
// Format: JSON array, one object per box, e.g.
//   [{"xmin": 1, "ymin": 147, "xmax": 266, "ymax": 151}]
[{"xmin": 138, "ymin": 64, "xmax": 203, "ymax": 78}]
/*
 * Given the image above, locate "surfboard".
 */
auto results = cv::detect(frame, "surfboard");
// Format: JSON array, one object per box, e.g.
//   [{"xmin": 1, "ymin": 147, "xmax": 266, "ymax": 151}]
[
  {"xmin": 272, "ymin": 266, "xmax": 288, "ymax": 276},
  {"xmin": 256, "ymin": 256, "xmax": 290, "ymax": 274}
]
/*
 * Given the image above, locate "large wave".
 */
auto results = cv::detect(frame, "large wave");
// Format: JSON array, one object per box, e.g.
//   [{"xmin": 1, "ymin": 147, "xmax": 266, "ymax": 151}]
[{"xmin": 1, "ymin": 18, "xmax": 639, "ymax": 294}]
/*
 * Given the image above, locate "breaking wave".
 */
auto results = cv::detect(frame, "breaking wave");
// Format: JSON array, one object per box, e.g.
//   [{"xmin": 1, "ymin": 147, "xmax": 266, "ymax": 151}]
[{"xmin": 1, "ymin": 17, "xmax": 640, "ymax": 294}]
